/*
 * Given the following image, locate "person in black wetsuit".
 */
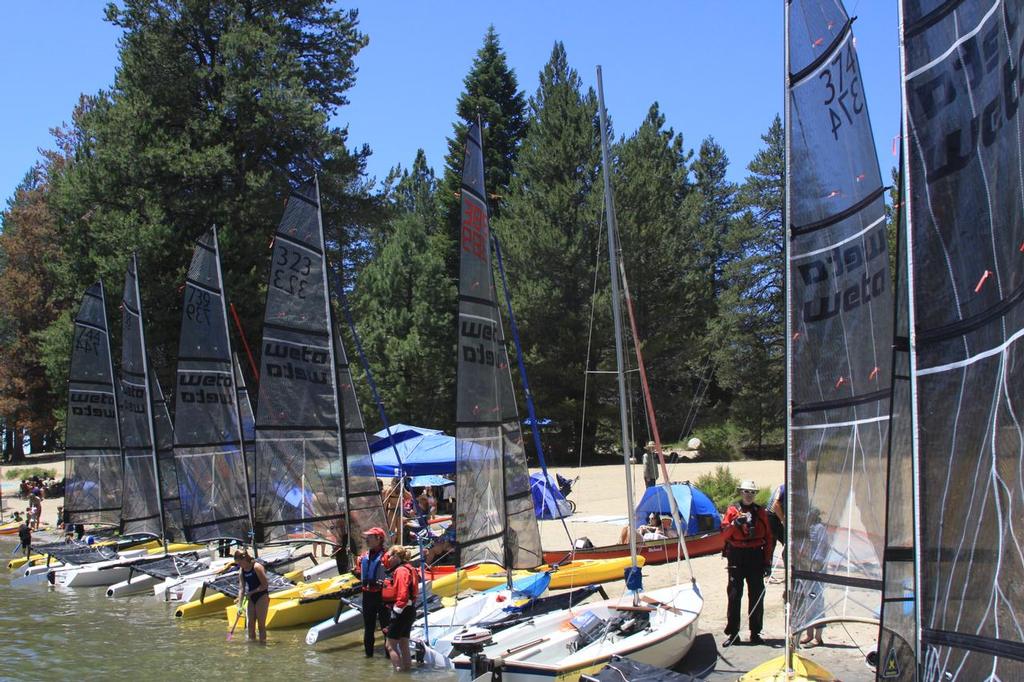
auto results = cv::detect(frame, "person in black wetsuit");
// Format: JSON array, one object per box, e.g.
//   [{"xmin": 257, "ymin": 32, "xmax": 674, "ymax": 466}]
[
  {"xmin": 353, "ymin": 527, "xmax": 388, "ymax": 657},
  {"xmin": 234, "ymin": 550, "xmax": 269, "ymax": 643},
  {"xmin": 18, "ymin": 520, "xmax": 31, "ymax": 558}
]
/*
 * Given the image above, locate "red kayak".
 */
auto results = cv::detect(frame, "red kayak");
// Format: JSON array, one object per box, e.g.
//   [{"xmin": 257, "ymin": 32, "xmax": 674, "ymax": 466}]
[{"xmin": 542, "ymin": 530, "xmax": 724, "ymax": 566}]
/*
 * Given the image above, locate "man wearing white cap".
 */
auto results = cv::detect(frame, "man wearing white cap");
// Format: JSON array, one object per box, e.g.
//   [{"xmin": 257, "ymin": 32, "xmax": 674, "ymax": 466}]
[{"xmin": 721, "ymin": 480, "xmax": 773, "ymax": 647}]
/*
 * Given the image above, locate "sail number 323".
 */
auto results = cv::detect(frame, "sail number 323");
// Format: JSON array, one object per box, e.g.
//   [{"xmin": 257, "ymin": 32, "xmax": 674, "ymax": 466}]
[
  {"xmin": 272, "ymin": 245, "xmax": 312, "ymax": 299},
  {"xmin": 820, "ymin": 40, "xmax": 864, "ymax": 140}
]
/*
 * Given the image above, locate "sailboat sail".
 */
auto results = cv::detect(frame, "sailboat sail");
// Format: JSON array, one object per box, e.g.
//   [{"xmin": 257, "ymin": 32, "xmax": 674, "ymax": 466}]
[
  {"xmin": 234, "ymin": 354, "xmax": 256, "ymax": 512},
  {"xmin": 64, "ymin": 282, "xmax": 123, "ymax": 526},
  {"xmin": 150, "ymin": 364, "xmax": 184, "ymax": 541},
  {"xmin": 173, "ymin": 228, "xmax": 252, "ymax": 542},
  {"xmin": 252, "ymin": 180, "xmax": 347, "ymax": 546},
  {"xmin": 119, "ymin": 257, "xmax": 166, "ymax": 539},
  {"xmin": 455, "ymin": 121, "xmax": 542, "ymax": 569},
  {"xmin": 900, "ymin": 1, "xmax": 1024, "ymax": 675},
  {"xmin": 786, "ymin": 0, "xmax": 890, "ymax": 632},
  {"xmin": 333, "ymin": 322, "xmax": 387, "ymax": 545},
  {"xmin": 877, "ymin": 159, "xmax": 916, "ymax": 678}
]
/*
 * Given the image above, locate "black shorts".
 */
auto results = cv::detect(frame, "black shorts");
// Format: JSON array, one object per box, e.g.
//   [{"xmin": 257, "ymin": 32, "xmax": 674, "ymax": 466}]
[{"xmin": 385, "ymin": 604, "xmax": 416, "ymax": 639}]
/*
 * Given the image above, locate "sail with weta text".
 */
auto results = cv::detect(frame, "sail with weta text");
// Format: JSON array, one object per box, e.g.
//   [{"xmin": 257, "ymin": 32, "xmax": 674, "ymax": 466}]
[
  {"xmin": 64, "ymin": 282, "xmax": 123, "ymax": 527},
  {"xmin": 786, "ymin": 0, "xmax": 890, "ymax": 635},
  {"xmin": 252, "ymin": 179, "xmax": 347, "ymax": 546},
  {"xmin": 119, "ymin": 256, "xmax": 168, "ymax": 540},
  {"xmin": 899, "ymin": 1, "xmax": 1024, "ymax": 677},
  {"xmin": 173, "ymin": 227, "xmax": 253, "ymax": 543},
  {"xmin": 455, "ymin": 121, "xmax": 542, "ymax": 569}
]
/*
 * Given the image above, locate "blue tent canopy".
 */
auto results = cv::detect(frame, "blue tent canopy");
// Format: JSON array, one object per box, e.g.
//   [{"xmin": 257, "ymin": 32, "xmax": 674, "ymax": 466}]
[
  {"xmin": 634, "ymin": 482, "xmax": 721, "ymax": 536},
  {"xmin": 369, "ymin": 424, "xmax": 456, "ymax": 477},
  {"xmin": 530, "ymin": 472, "xmax": 572, "ymax": 520}
]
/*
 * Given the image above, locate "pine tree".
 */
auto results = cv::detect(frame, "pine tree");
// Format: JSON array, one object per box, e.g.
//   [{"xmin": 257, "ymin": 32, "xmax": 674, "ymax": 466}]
[
  {"xmin": 494, "ymin": 42, "xmax": 605, "ymax": 463},
  {"xmin": 438, "ymin": 26, "xmax": 527, "ymax": 277},
  {"xmin": 711, "ymin": 117, "xmax": 784, "ymax": 452},
  {"xmin": 353, "ymin": 150, "xmax": 455, "ymax": 429},
  {"xmin": 43, "ymin": 0, "xmax": 376, "ymax": 389},
  {"xmin": 612, "ymin": 103, "xmax": 703, "ymax": 439}
]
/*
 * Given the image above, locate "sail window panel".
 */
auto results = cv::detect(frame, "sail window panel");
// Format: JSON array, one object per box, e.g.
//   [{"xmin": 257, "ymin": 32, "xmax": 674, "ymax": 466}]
[
  {"xmin": 902, "ymin": 1, "xmax": 1024, "ymax": 675},
  {"xmin": 501, "ymin": 422, "xmax": 544, "ymax": 569},
  {"xmin": 175, "ymin": 444, "xmax": 248, "ymax": 534},
  {"xmin": 455, "ymin": 428, "xmax": 506, "ymax": 567},
  {"xmin": 65, "ymin": 284, "xmax": 123, "ymax": 526},
  {"xmin": 254, "ymin": 432, "xmax": 346, "ymax": 544}
]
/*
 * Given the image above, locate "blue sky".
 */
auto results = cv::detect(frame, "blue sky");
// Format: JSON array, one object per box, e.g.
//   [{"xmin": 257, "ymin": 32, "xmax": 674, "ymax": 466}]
[{"xmin": 0, "ymin": 2, "xmax": 902, "ymax": 205}]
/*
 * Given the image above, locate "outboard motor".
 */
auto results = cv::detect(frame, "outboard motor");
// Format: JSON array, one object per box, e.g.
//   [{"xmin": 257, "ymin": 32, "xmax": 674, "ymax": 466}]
[{"xmin": 451, "ymin": 626, "xmax": 497, "ymax": 679}]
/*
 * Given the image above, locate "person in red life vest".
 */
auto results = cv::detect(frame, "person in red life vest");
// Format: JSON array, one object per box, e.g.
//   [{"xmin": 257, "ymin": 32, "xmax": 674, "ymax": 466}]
[
  {"xmin": 721, "ymin": 479, "xmax": 773, "ymax": 647},
  {"xmin": 353, "ymin": 526, "xmax": 388, "ymax": 657},
  {"xmin": 381, "ymin": 545, "xmax": 419, "ymax": 672}
]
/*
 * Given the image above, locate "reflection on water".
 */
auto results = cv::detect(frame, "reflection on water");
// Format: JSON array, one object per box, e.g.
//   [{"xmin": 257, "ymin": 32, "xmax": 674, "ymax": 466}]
[{"xmin": 0, "ymin": 538, "xmax": 456, "ymax": 681}]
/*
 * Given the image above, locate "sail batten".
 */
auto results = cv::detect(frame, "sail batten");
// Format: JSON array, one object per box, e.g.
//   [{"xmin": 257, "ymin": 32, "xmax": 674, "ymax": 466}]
[
  {"xmin": 64, "ymin": 282, "xmax": 123, "ymax": 527},
  {"xmin": 455, "ymin": 121, "xmax": 542, "ymax": 569},
  {"xmin": 172, "ymin": 227, "xmax": 253, "ymax": 543},
  {"xmin": 786, "ymin": 0, "xmax": 891, "ymax": 637}
]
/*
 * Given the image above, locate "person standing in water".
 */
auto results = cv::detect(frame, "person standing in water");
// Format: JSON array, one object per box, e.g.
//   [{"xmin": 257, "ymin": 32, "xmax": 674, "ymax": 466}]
[
  {"xmin": 353, "ymin": 527, "xmax": 388, "ymax": 657},
  {"xmin": 234, "ymin": 550, "xmax": 269, "ymax": 644},
  {"xmin": 18, "ymin": 519, "xmax": 32, "ymax": 558},
  {"xmin": 381, "ymin": 545, "xmax": 418, "ymax": 672}
]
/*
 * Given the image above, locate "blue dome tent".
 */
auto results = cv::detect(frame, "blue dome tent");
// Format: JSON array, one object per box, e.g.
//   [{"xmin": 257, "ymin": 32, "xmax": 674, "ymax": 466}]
[
  {"xmin": 634, "ymin": 482, "xmax": 720, "ymax": 535},
  {"xmin": 530, "ymin": 472, "xmax": 572, "ymax": 520}
]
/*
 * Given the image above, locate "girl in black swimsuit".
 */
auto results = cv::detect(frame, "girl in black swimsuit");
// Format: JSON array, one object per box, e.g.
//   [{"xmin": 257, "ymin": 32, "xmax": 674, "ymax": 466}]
[{"xmin": 234, "ymin": 551, "xmax": 270, "ymax": 643}]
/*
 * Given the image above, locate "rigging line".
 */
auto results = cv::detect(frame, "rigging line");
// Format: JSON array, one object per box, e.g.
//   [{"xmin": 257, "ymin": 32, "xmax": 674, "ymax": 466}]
[
  {"xmin": 577, "ymin": 213, "xmax": 606, "ymax": 471},
  {"xmin": 492, "ymin": 233, "xmax": 575, "ymax": 548}
]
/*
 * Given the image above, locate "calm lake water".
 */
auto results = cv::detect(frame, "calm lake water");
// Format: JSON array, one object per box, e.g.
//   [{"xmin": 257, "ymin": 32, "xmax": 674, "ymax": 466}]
[{"xmin": 0, "ymin": 536, "xmax": 456, "ymax": 682}]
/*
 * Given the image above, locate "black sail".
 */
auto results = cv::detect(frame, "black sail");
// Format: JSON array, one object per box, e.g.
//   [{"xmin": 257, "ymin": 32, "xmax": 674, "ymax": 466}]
[
  {"xmin": 901, "ymin": 0, "xmax": 1024, "ymax": 676},
  {"xmin": 455, "ymin": 122, "xmax": 542, "ymax": 568},
  {"xmin": 173, "ymin": 228, "xmax": 251, "ymax": 542},
  {"xmin": 150, "ymin": 364, "xmax": 184, "ymax": 541},
  {"xmin": 119, "ymin": 257, "xmax": 165, "ymax": 540},
  {"xmin": 786, "ymin": 0, "xmax": 891, "ymax": 632},
  {"xmin": 233, "ymin": 355, "xmax": 256, "ymax": 514},
  {"xmin": 64, "ymin": 282, "xmax": 123, "ymax": 526},
  {"xmin": 334, "ymin": 323, "xmax": 387, "ymax": 547},
  {"xmin": 253, "ymin": 180, "xmax": 346, "ymax": 545}
]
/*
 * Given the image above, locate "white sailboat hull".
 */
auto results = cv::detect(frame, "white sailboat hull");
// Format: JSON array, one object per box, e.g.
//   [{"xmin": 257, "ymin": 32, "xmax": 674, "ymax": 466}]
[
  {"xmin": 153, "ymin": 557, "xmax": 232, "ymax": 599},
  {"xmin": 54, "ymin": 562, "xmax": 133, "ymax": 588},
  {"xmin": 305, "ymin": 606, "xmax": 362, "ymax": 645},
  {"xmin": 302, "ymin": 559, "xmax": 340, "ymax": 582},
  {"xmin": 453, "ymin": 583, "xmax": 702, "ymax": 682},
  {"xmin": 106, "ymin": 572, "xmax": 161, "ymax": 597}
]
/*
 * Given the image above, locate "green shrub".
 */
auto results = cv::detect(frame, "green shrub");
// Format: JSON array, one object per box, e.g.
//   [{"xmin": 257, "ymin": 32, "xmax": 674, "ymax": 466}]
[
  {"xmin": 4, "ymin": 467, "xmax": 57, "ymax": 481},
  {"xmin": 691, "ymin": 423, "xmax": 744, "ymax": 461},
  {"xmin": 694, "ymin": 465, "xmax": 771, "ymax": 512}
]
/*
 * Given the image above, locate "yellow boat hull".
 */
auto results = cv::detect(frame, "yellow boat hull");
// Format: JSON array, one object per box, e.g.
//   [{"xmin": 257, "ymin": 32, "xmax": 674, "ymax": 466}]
[
  {"xmin": 428, "ymin": 563, "xmax": 504, "ymax": 597},
  {"xmin": 225, "ymin": 574, "xmax": 360, "ymax": 629},
  {"xmin": 739, "ymin": 654, "xmax": 837, "ymax": 681},
  {"xmin": 458, "ymin": 556, "xmax": 644, "ymax": 592}
]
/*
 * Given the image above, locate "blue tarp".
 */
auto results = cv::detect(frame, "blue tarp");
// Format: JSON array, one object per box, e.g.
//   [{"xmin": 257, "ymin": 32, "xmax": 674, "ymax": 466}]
[
  {"xmin": 530, "ymin": 472, "xmax": 572, "ymax": 520},
  {"xmin": 634, "ymin": 483, "xmax": 720, "ymax": 536},
  {"xmin": 369, "ymin": 424, "xmax": 456, "ymax": 477}
]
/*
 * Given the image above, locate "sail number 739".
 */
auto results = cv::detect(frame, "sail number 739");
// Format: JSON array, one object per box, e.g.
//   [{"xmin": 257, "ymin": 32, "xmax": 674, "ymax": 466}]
[{"xmin": 820, "ymin": 40, "xmax": 864, "ymax": 140}]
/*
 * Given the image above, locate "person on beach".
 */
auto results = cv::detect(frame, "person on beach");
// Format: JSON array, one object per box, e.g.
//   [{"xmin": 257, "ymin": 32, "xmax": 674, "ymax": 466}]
[
  {"xmin": 619, "ymin": 512, "xmax": 668, "ymax": 544},
  {"xmin": 721, "ymin": 480, "xmax": 773, "ymax": 647},
  {"xmin": 27, "ymin": 488, "xmax": 42, "ymax": 530},
  {"xmin": 353, "ymin": 526, "xmax": 388, "ymax": 657},
  {"xmin": 799, "ymin": 508, "xmax": 827, "ymax": 648},
  {"xmin": 18, "ymin": 519, "xmax": 32, "ymax": 558},
  {"xmin": 381, "ymin": 545, "xmax": 418, "ymax": 673},
  {"xmin": 641, "ymin": 441, "xmax": 658, "ymax": 488},
  {"xmin": 234, "ymin": 550, "xmax": 269, "ymax": 644}
]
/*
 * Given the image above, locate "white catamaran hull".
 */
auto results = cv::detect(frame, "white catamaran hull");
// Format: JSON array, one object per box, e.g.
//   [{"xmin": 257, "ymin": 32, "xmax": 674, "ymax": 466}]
[
  {"xmin": 108, "ymin": 556, "xmax": 216, "ymax": 598},
  {"xmin": 153, "ymin": 558, "xmax": 232, "ymax": 600},
  {"xmin": 305, "ymin": 606, "xmax": 363, "ymax": 645},
  {"xmin": 453, "ymin": 584, "xmax": 702, "ymax": 682}
]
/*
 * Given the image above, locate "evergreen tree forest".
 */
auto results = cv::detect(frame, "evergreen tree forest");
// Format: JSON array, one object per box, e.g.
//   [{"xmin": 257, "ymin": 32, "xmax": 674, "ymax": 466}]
[{"xmin": 0, "ymin": 1, "xmax": 788, "ymax": 464}]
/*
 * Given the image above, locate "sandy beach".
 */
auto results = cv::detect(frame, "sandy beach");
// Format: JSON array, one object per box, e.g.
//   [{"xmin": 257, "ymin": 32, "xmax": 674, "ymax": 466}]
[{"xmin": 1, "ymin": 455, "xmax": 877, "ymax": 679}]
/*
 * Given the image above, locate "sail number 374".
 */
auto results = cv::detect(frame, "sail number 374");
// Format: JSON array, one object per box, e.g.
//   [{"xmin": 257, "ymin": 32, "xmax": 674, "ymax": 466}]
[{"xmin": 821, "ymin": 40, "xmax": 864, "ymax": 140}]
